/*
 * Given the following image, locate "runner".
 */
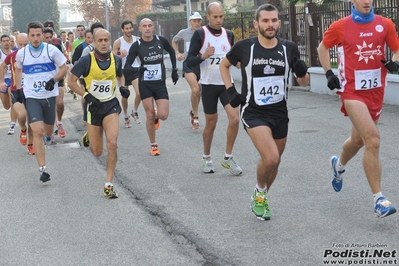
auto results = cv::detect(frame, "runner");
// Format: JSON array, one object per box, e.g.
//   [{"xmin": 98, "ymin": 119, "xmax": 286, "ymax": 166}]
[
  {"xmin": 124, "ymin": 18, "xmax": 178, "ymax": 156},
  {"xmin": 220, "ymin": 4, "xmax": 309, "ymax": 220},
  {"xmin": 68, "ymin": 29, "xmax": 126, "ymax": 199},
  {"xmin": 0, "ymin": 33, "xmax": 34, "ymax": 154},
  {"xmin": 317, "ymin": 0, "xmax": 399, "ymax": 217},
  {"xmin": 172, "ymin": 12, "xmax": 203, "ymax": 129},
  {"xmin": 112, "ymin": 20, "xmax": 142, "ymax": 127},
  {"xmin": 15, "ymin": 21, "xmax": 67, "ymax": 182},
  {"xmin": 186, "ymin": 2, "xmax": 242, "ymax": 175},
  {"xmin": 0, "ymin": 34, "xmax": 16, "ymax": 135}
]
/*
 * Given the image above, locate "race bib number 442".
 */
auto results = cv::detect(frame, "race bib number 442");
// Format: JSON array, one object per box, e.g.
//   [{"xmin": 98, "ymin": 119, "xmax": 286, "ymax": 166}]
[{"xmin": 253, "ymin": 76, "xmax": 285, "ymax": 106}]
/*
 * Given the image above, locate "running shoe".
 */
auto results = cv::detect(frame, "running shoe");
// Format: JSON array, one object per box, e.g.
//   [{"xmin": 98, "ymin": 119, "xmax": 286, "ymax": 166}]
[
  {"xmin": 131, "ymin": 110, "xmax": 141, "ymax": 124},
  {"xmin": 221, "ymin": 156, "xmax": 242, "ymax": 176},
  {"xmin": 190, "ymin": 110, "xmax": 200, "ymax": 129},
  {"xmin": 20, "ymin": 130, "xmax": 27, "ymax": 146},
  {"xmin": 82, "ymin": 131, "xmax": 89, "ymax": 147},
  {"xmin": 7, "ymin": 126, "xmax": 15, "ymax": 135},
  {"xmin": 202, "ymin": 158, "xmax": 215, "ymax": 173},
  {"xmin": 154, "ymin": 108, "xmax": 160, "ymax": 130},
  {"xmin": 251, "ymin": 188, "xmax": 271, "ymax": 220},
  {"xmin": 150, "ymin": 144, "xmax": 160, "ymax": 156},
  {"xmin": 374, "ymin": 197, "xmax": 397, "ymax": 218},
  {"xmin": 330, "ymin": 156, "xmax": 344, "ymax": 192},
  {"xmin": 124, "ymin": 117, "xmax": 132, "ymax": 128},
  {"xmin": 27, "ymin": 144, "xmax": 35, "ymax": 155},
  {"xmin": 43, "ymin": 135, "xmax": 55, "ymax": 145},
  {"xmin": 104, "ymin": 185, "xmax": 118, "ymax": 199},
  {"xmin": 40, "ymin": 171, "xmax": 51, "ymax": 182},
  {"xmin": 56, "ymin": 123, "xmax": 66, "ymax": 138}
]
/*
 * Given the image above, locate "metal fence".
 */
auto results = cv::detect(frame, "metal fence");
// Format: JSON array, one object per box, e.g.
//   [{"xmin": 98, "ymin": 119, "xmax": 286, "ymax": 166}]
[{"xmin": 154, "ymin": 0, "xmax": 399, "ymax": 67}]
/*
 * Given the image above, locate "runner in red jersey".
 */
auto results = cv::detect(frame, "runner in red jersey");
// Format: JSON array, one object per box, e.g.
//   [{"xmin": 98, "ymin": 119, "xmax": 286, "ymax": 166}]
[{"xmin": 317, "ymin": 0, "xmax": 399, "ymax": 218}]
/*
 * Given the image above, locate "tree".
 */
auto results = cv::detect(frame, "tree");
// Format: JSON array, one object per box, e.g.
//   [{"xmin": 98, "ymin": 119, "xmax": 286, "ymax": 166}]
[
  {"xmin": 12, "ymin": 0, "xmax": 60, "ymax": 33},
  {"xmin": 70, "ymin": 0, "xmax": 152, "ymax": 27}
]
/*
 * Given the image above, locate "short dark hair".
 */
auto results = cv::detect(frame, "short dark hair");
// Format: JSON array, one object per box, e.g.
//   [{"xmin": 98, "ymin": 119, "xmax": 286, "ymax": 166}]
[
  {"xmin": 67, "ymin": 31, "xmax": 74, "ymax": 36},
  {"xmin": 43, "ymin": 20, "xmax": 54, "ymax": 29},
  {"xmin": 0, "ymin": 34, "xmax": 10, "ymax": 41},
  {"xmin": 43, "ymin": 27, "xmax": 54, "ymax": 36},
  {"xmin": 60, "ymin": 30, "xmax": 66, "ymax": 35},
  {"xmin": 76, "ymin": 24, "xmax": 85, "ymax": 30},
  {"xmin": 121, "ymin": 20, "xmax": 133, "ymax": 29},
  {"xmin": 13, "ymin": 29, "xmax": 19, "ymax": 33},
  {"xmin": 90, "ymin": 22, "xmax": 104, "ymax": 33},
  {"xmin": 27, "ymin": 21, "xmax": 44, "ymax": 34},
  {"xmin": 255, "ymin": 4, "xmax": 279, "ymax": 21},
  {"xmin": 84, "ymin": 29, "xmax": 92, "ymax": 37}
]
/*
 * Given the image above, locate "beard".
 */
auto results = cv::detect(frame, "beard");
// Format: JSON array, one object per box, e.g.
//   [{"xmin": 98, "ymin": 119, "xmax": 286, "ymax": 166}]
[{"xmin": 258, "ymin": 27, "xmax": 279, "ymax": 40}]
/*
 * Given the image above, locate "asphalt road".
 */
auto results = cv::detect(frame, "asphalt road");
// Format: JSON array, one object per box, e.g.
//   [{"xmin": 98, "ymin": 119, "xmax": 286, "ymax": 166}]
[{"xmin": 1, "ymin": 72, "xmax": 398, "ymax": 266}]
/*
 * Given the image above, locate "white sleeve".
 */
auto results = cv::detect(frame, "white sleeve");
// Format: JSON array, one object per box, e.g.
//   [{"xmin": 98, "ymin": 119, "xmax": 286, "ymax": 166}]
[
  {"xmin": 49, "ymin": 46, "xmax": 67, "ymax": 67},
  {"xmin": 81, "ymin": 45, "xmax": 91, "ymax": 57},
  {"xmin": 15, "ymin": 49, "xmax": 24, "ymax": 68}
]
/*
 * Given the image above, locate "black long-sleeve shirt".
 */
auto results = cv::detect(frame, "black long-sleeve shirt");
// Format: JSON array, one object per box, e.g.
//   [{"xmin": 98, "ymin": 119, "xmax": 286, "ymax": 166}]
[{"xmin": 124, "ymin": 35, "xmax": 176, "ymax": 82}]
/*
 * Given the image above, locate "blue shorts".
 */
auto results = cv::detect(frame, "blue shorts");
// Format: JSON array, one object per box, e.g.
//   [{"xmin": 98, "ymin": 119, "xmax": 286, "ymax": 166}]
[{"xmin": 11, "ymin": 90, "xmax": 27, "ymax": 105}]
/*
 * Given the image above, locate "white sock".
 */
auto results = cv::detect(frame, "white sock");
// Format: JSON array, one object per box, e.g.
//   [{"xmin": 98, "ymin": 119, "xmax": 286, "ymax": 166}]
[
  {"xmin": 57, "ymin": 120, "xmax": 62, "ymax": 125},
  {"xmin": 39, "ymin": 165, "xmax": 47, "ymax": 172},
  {"xmin": 335, "ymin": 158, "xmax": 345, "ymax": 172},
  {"xmin": 373, "ymin": 192, "xmax": 383, "ymax": 205},
  {"xmin": 10, "ymin": 122, "xmax": 16, "ymax": 127},
  {"xmin": 256, "ymin": 184, "xmax": 267, "ymax": 192},
  {"xmin": 225, "ymin": 153, "xmax": 232, "ymax": 159},
  {"xmin": 203, "ymin": 154, "xmax": 211, "ymax": 159},
  {"xmin": 151, "ymin": 142, "xmax": 157, "ymax": 146},
  {"xmin": 124, "ymin": 114, "xmax": 129, "ymax": 119},
  {"xmin": 105, "ymin": 182, "xmax": 113, "ymax": 187}
]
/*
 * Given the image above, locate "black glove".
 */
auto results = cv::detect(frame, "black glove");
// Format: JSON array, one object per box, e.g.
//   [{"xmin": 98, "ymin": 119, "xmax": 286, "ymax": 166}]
[
  {"xmin": 84, "ymin": 92, "xmax": 101, "ymax": 108},
  {"xmin": 45, "ymin": 78, "xmax": 56, "ymax": 91},
  {"xmin": 172, "ymin": 68, "xmax": 179, "ymax": 85},
  {"xmin": 119, "ymin": 86, "xmax": 130, "ymax": 98},
  {"xmin": 292, "ymin": 57, "xmax": 308, "ymax": 78},
  {"xmin": 381, "ymin": 60, "xmax": 399, "ymax": 73},
  {"xmin": 16, "ymin": 89, "xmax": 22, "ymax": 103},
  {"xmin": 226, "ymin": 86, "xmax": 245, "ymax": 108},
  {"xmin": 325, "ymin": 70, "xmax": 340, "ymax": 91}
]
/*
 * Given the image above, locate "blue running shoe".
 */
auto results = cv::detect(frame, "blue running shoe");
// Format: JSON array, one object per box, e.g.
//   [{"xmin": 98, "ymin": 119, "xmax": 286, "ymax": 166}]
[
  {"xmin": 374, "ymin": 197, "xmax": 396, "ymax": 218},
  {"xmin": 43, "ymin": 135, "xmax": 55, "ymax": 145},
  {"xmin": 331, "ymin": 156, "xmax": 344, "ymax": 192}
]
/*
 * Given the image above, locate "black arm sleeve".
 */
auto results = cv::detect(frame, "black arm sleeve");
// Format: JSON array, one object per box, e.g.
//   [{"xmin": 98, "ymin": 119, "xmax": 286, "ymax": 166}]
[
  {"xmin": 227, "ymin": 31, "xmax": 235, "ymax": 46},
  {"xmin": 160, "ymin": 36, "xmax": 177, "ymax": 69},
  {"xmin": 185, "ymin": 29, "xmax": 204, "ymax": 68},
  {"xmin": 115, "ymin": 56, "xmax": 123, "ymax": 77},
  {"xmin": 124, "ymin": 42, "xmax": 139, "ymax": 69},
  {"xmin": 72, "ymin": 44, "xmax": 83, "ymax": 65}
]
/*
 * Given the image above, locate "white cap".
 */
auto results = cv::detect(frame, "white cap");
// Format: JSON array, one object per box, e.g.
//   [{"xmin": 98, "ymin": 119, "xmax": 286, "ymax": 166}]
[{"xmin": 189, "ymin": 12, "xmax": 202, "ymax": 20}]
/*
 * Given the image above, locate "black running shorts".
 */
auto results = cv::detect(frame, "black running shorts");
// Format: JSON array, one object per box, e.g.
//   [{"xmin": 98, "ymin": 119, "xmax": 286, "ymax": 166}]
[
  {"xmin": 138, "ymin": 81, "xmax": 169, "ymax": 101},
  {"xmin": 242, "ymin": 115, "xmax": 289, "ymax": 139},
  {"xmin": 84, "ymin": 97, "xmax": 121, "ymax": 126},
  {"xmin": 201, "ymin": 84, "xmax": 229, "ymax": 114}
]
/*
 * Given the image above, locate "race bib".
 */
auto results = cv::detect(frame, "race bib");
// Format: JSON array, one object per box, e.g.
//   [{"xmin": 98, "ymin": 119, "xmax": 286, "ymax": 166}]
[
  {"xmin": 143, "ymin": 64, "xmax": 162, "ymax": 81},
  {"xmin": 90, "ymin": 79, "xmax": 113, "ymax": 100},
  {"xmin": 207, "ymin": 54, "xmax": 224, "ymax": 69},
  {"xmin": 354, "ymin": 68, "xmax": 382, "ymax": 90},
  {"xmin": 253, "ymin": 76, "xmax": 285, "ymax": 106},
  {"xmin": 24, "ymin": 73, "xmax": 52, "ymax": 93}
]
